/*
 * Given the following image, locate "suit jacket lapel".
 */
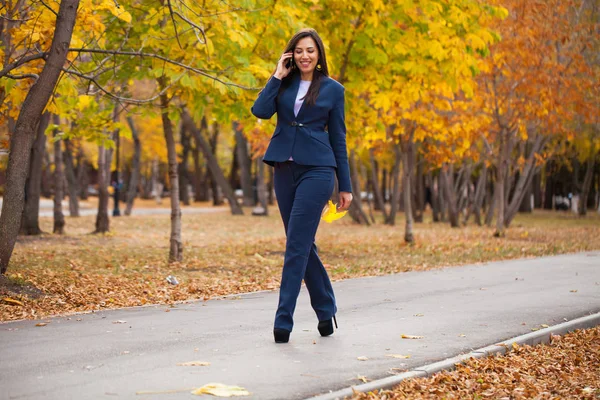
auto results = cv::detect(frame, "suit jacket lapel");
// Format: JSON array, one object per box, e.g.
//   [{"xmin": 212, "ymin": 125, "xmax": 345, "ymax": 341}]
[{"xmin": 281, "ymin": 73, "xmax": 301, "ymax": 121}]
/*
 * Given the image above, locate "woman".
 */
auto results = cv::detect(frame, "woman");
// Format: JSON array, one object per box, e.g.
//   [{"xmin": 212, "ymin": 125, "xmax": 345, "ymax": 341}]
[{"xmin": 251, "ymin": 28, "xmax": 353, "ymax": 343}]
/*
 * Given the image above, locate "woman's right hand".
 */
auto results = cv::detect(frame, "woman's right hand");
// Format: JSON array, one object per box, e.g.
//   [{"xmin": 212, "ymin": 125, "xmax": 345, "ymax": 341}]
[{"xmin": 274, "ymin": 52, "xmax": 293, "ymax": 80}]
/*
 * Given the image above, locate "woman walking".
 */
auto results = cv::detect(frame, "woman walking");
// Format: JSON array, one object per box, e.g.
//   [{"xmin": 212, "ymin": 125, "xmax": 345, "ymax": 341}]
[{"xmin": 251, "ymin": 28, "xmax": 353, "ymax": 343}]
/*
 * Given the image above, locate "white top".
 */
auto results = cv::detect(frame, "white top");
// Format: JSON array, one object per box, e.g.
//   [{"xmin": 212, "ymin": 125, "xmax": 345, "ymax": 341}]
[
  {"xmin": 294, "ymin": 80, "xmax": 311, "ymax": 117},
  {"xmin": 289, "ymin": 80, "xmax": 311, "ymax": 161}
]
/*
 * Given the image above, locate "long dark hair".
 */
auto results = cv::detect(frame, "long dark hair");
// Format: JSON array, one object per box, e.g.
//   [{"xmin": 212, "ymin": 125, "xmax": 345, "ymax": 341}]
[{"xmin": 277, "ymin": 28, "xmax": 329, "ymax": 106}]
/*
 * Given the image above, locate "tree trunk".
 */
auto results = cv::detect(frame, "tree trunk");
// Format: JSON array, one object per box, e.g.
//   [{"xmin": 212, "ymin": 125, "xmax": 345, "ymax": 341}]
[
  {"xmin": 77, "ymin": 148, "xmax": 89, "ymax": 200},
  {"xmin": 369, "ymin": 151, "xmax": 384, "ymax": 213},
  {"xmin": 471, "ymin": 165, "xmax": 488, "ymax": 226},
  {"xmin": 94, "ymin": 142, "xmax": 112, "ymax": 234},
  {"xmin": 229, "ymin": 142, "xmax": 239, "ymax": 190},
  {"xmin": 53, "ymin": 119, "xmax": 66, "ymax": 235},
  {"xmin": 178, "ymin": 122, "xmax": 191, "ymax": 206},
  {"xmin": 253, "ymin": 156, "xmax": 268, "ymax": 216},
  {"xmin": 234, "ymin": 122, "xmax": 254, "ymax": 207},
  {"xmin": 348, "ymin": 150, "xmax": 370, "ymax": 225},
  {"xmin": 158, "ymin": 82, "xmax": 183, "ymax": 262},
  {"xmin": 20, "ymin": 112, "xmax": 50, "ymax": 235},
  {"xmin": 533, "ymin": 170, "xmax": 542, "ymax": 209},
  {"xmin": 0, "ymin": 0, "xmax": 79, "ymax": 274},
  {"xmin": 430, "ymin": 172, "xmax": 440, "ymax": 222},
  {"xmin": 63, "ymin": 139, "xmax": 80, "ymax": 217},
  {"xmin": 386, "ymin": 143, "xmax": 402, "ymax": 225},
  {"xmin": 494, "ymin": 134, "xmax": 508, "ymax": 237},
  {"xmin": 414, "ymin": 151, "xmax": 425, "ymax": 223},
  {"xmin": 41, "ymin": 149, "xmax": 53, "ymax": 198},
  {"xmin": 401, "ymin": 145, "xmax": 414, "ymax": 243},
  {"xmin": 579, "ymin": 152, "xmax": 596, "ymax": 216},
  {"xmin": 182, "ymin": 110, "xmax": 243, "ymax": 215},
  {"xmin": 441, "ymin": 164, "xmax": 460, "ymax": 228},
  {"xmin": 504, "ymin": 135, "xmax": 544, "ymax": 227},
  {"xmin": 207, "ymin": 122, "xmax": 224, "ymax": 206},
  {"xmin": 381, "ymin": 167, "xmax": 388, "ymax": 205},
  {"xmin": 124, "ymin": 116, "xmax": 141, "ymax": 216}
]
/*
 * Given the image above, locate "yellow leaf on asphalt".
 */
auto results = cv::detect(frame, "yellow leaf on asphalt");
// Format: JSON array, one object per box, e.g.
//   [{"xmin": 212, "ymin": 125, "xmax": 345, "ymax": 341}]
[
  {"xmin": 401, "ymin": 334, "xmax": 424, "ymax": 339},
  {"xmin": 191, "ymin": 383, "xmax": 250, "ymax": 397},
  {"xmin": 2, "ymin": 297, "xmax": 24, "ymax": 306},
  {"xmin": 386, "ymin": 354, "xmax": 411, "ymax": 359},
  {"xmin": 177, "ymin": 361, "xmax": 211, "ymax": 366},
  {"xmin": 414, "ymin": 313, "xmax": 424, "ymax": 317},
  {"xmin": 541, "ymin": 324, "xmax": 549, "ymax": 328},
  {"xmin": 35, "ymin": 323, "xmax": 48, "ymax": 327},
  {"xmin": 357, "ymin": 356, "xmax": 369, "ymax": 361}
]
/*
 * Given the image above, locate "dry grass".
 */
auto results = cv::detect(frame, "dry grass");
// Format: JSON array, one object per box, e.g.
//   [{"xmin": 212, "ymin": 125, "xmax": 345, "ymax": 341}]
[
  {"xmin": 352, "ymin": 326, "xmax": 600, "ymax": 399},
  {"xmin": 1, "ymin": 206, "xmax": 599, "ymax": 321}
]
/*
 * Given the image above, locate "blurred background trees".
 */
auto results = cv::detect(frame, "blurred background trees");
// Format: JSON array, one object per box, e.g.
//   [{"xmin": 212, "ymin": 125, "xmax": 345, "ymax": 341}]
[{"xmin": 1, "ymin": 0, "xmax": 598, "ymax": 273}]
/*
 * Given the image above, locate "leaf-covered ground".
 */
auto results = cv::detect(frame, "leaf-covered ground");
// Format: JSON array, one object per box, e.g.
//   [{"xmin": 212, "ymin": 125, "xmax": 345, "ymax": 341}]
[
  {"xmin": 1, "ymin": 206, "xmax": 599, "ymax": 321},
  {"xmin": 352, "ymin": 326, "xmax": 600, "ymax": 399}
]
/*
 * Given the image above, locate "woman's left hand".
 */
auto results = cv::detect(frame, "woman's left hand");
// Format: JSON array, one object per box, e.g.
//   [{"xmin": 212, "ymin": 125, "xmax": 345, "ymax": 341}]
[{"xmin": 338, "ymin": 192, "xmax": 353, "ymax": 211}]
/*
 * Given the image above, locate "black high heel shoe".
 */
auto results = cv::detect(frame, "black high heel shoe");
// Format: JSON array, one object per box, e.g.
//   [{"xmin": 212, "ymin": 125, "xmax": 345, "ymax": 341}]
[
  {"xmin": 273, "ymin": 328, "xmax": 290, "ymax": 343},
  {"xmin": 317, "ymin": 315, "xmax": 338, "ymax": 337}
]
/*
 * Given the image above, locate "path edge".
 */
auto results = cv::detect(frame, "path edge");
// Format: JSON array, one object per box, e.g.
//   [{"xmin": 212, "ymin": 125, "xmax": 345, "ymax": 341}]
[{"xmin": 306, "ymin": 311, "xmax": 600, "ymax": 400}]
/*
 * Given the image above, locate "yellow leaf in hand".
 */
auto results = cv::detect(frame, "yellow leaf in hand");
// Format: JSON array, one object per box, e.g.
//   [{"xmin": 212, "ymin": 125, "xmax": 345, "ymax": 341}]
[
  {"xmin": 191, "ymin": 383, "xmax": 250, "ymax": 397},
  {"xmin": 321, "ymin": 200, "xmax": 347, "ymax": 223}
]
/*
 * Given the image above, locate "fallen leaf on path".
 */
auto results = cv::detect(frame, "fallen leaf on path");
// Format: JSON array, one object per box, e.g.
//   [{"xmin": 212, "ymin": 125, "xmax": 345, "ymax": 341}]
[
  {"xmin": 191, "ymin": 383, "xmax": 250, "ymax": 397},
  {"xmin": 177, "ymin": 361, "xmax": 211, "ymax": 367},
  {"xmin": 414, "ymin": 313, "xmax": 424, "ymax": 317},
  {"xmin": 459, "ymin": 334, "xmax": 467, "ymax": 337},
  {"xmin": 570, "ymin": 289, "xmax": 578, "ymax": 293},
  {"xmin": 357, "ymin": 356, "xmax": 369, "ymax": 361},
  {"xmin": 2, "ymin": 297, "xmax": 24, "ymax": 306},
  {"xmin": 401, "ymin": 334, "xmax": 424, "ymax": 339},
  {"xmin": 35, "ymin": 322, "xmax": 48, "ymax": 327},
  {"xmin": 112, "ymin": 320, "xmax": 127, "ymax": 324},
  {"xmin": 541, "ymin": 324, "xmax": 550, "ymax": 328},
  {"xmin": 386, "ymin": 354, "xmax": 411, "ymax": 359}
]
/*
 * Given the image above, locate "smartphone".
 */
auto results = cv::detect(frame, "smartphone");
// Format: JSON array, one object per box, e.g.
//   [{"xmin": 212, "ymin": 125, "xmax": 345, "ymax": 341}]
[{"xmin": 285, "ymin": 58, "xmax": 294, "ymax": 69}]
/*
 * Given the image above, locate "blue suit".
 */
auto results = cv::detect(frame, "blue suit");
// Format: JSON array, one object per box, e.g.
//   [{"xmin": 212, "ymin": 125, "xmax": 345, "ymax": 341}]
[{"xmin": 251, "ymin": 72, "xmax": 352, "ymax": 332}]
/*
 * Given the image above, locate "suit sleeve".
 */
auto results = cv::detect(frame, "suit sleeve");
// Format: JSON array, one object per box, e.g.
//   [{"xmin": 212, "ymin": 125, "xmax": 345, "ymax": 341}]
[
  {"xmin": 328, "ymin": 88, "xmax": 353, "ymax": 193},
  {"xmin": 251, "ymin": 76, "xmax": 282, "ymax": 119}
]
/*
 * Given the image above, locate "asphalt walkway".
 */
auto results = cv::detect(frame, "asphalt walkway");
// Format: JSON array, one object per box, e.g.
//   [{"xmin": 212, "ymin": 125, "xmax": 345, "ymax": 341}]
[{"xmin": 1, "ymin": 252, "xmax": 599, "ymax": 400}]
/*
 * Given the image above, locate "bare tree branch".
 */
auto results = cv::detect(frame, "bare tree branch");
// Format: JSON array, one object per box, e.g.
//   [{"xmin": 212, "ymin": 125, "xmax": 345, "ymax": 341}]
[
  {"xmin": 68, "ymin": 48, "xmax": 259, "ymax": 90},
  {"xmin": 38, "ymin": 0, "xmax": 58, "ymax": 16},
  {"xmin": 6, "ymin": 73, "xmax": 39, "ymax": 80},
  {"xmin": 0, "ymin": 51, "xmax": 46, "ymax": 78}
]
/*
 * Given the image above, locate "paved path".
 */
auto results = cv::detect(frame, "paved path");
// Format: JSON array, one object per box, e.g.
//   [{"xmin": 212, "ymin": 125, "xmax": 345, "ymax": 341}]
[{"xmin": 1, "ymin": 252, "xmax": 599, "ymax": 400}]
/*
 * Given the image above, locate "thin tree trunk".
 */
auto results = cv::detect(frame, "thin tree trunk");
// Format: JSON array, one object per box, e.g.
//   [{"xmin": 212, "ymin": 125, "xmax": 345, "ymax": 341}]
[
  {"xmin": 253, "ymin": 156, "xmax": 268, "ymax": 216},
  {"xmin": 504, "ymin": 135, "xmax": 545, "ymax": 227},
  {"xmin": 53, "ymin": 118, "xmax": 66, "ymax": 235},
  {"xmin": 158, "ymin": 81, "xmax": 183, "ymax": 262},
  {"xmin": 63, "ymin": 139, "xmax": 80, "ymax": 217},
  {"xmin": 0, "ymin": 0, "xmax": 79, "ymax": 274},
  {"xmin": 182, "ymin": 110, "xmax": 243, "ymax": 215},
  {"xmin": 579, "ymin": 153, "xmax": 596, "ymax": 216},
  {"xmin": 441, "ymin": 164, "xmax": 460, "ymax": 228},
  {"xmin": 348, "ymin": 150, "xmax": 370, "ymax": 225},
  {"xmin": 401, "ymin": 145, "xmax": 414, "ymax": 243},
  {"xmin": 125, "ymin": 116, "xmax": 141, "ymax": 216},
  {"xmin": 77, "ymin": 148, "xmax": 89, "ymax": 200},
  {"xmin": 41, "ymin": 149, "xmax": 52, "ymax": 198},
  {"xmin": 471, "ymin": 165, "xmax": 488, "ymax": 226},
  {"xmin": 21, "ymin": 112, "xmax": 50, "ymax": 235},
  {"xmin": 430, "ymin": 172, "xmax": 441, "ymax": 222},
  {"xmin": 414, "ymin": 151, "xmax": 424, "ymax": 223},
  {"xmin": 494, "ymin": 133, "xmax": 508, "ymax": 237},
  {"xmin": 94, "ymin": 141, "xmax": 113, "ymax": 234},
  {"xmin": 234, "ymin": 122, "xmax": 253, "ymax": 207},
  {"xmin": 381, "ymin": 167, "xmax": 388, "ymax": 205},
  {"xmin": 178, "ymin": 122, "xmax": 191, "ymax": 206},
  {"xmin": 192, "ymin": 144, "xmax": 207, "ymax": 202},
  {"xmin": 208, "ymin": 122, "xmax": 224, "ymax": 206},
  {"xmin": 369, "ymin": 151, "xmax": 383, "ymax": 212},
  {"xmin": 386, "ymin": 143, "xmax": 402, "ymax": 225}
]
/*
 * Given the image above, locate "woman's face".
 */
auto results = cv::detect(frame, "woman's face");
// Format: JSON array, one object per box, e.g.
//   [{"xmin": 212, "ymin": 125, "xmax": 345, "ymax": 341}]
[{"xmin": 293, "ymin": 36, "xmax": 319, "ymax": 75}]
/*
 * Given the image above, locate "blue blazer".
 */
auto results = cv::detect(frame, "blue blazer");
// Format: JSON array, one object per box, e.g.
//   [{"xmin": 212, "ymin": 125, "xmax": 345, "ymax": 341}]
[{"xmin": 251, "ymin": 72, "xmax": 352, "ymax": 193}]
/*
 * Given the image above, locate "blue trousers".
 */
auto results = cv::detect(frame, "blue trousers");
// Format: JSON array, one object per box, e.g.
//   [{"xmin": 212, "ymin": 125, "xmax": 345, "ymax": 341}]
[{"xmin": 273, "ymin": 161, "xmax": 337, "ymax": 331}]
